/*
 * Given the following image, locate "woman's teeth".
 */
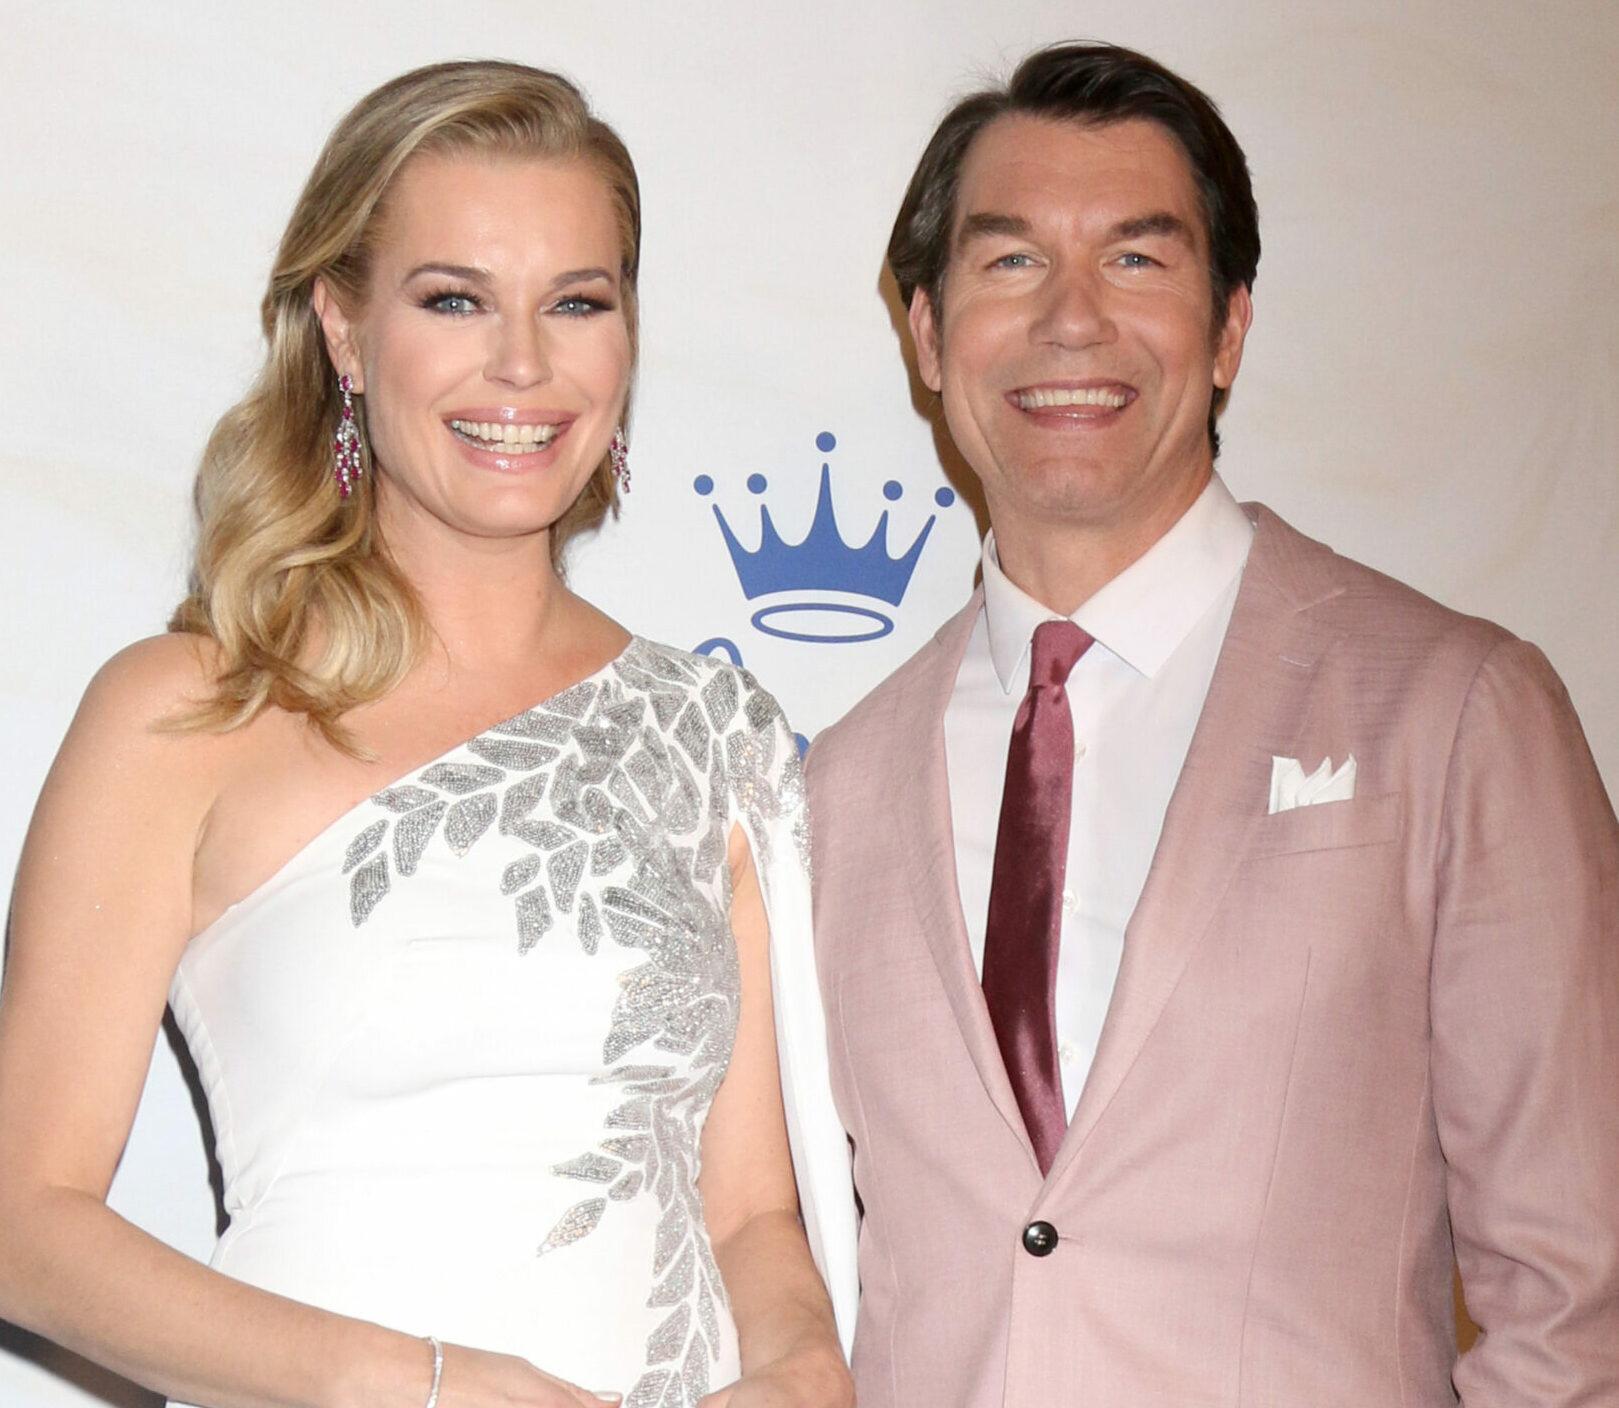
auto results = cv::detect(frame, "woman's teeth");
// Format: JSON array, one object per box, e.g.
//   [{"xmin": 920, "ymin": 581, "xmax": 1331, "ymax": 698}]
[
  {"xmin": 1016, "ymin": 387, "xmax": 1130, "ymax": 409},
  {"xmin": 448, "ymin": 419, "xmax": 561, "ymax": 452}
]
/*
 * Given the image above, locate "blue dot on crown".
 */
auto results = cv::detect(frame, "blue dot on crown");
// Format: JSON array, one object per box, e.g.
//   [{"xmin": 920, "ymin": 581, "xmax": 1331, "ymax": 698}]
[
  {"xmin": 747, "ymin": 473, "xmax": 768, "ymax": 494},
  {"xmin": 693, "ymin": 474, "xmax": 714, "ymax": 496},
  {"xmin": 816, "ymin": 431, "xmax": 837, "ymax": 453},
  {"xmin": 883, "ymin": 481, "xmax": 903, "ymax": 501},
  {"xmin": 935, "ymin": 487, "xmax": 956, "ymax": 508}
]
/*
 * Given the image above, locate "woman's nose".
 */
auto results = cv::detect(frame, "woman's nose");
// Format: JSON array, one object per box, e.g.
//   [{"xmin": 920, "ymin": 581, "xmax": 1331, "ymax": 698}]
[{"xmin": 485, "ymin": 315, "xmax": 553, "ymax": 389}]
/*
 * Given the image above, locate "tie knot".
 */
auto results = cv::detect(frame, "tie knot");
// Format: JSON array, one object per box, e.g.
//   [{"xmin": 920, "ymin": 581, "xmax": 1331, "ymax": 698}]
[{"xmin": 1029, "ymin": 619, "xmax": 1092, "ymax": 688}]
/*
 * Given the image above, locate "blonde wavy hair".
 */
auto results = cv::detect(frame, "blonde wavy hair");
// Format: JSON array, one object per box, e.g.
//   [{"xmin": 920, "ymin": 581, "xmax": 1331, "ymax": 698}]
[{"xmin": 169, "ymin": 60, "xmax": 641, "ymax": 748}]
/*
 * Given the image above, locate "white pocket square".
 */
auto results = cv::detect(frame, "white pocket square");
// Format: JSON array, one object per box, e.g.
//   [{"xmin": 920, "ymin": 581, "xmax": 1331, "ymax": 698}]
[{"xmin": 1269, "ymin": 754, "xmax": 1356, "ymax": 815}]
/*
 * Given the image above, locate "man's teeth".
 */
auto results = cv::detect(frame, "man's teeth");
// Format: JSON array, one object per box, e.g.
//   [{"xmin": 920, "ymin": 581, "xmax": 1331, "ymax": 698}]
[
  {"xmin": 1016, "ymin": 387, "xmax": 1130, "ymax": 409},
  {"xmin": 448, "ymin": 419, "xmax": 561, "ymax": 451}
]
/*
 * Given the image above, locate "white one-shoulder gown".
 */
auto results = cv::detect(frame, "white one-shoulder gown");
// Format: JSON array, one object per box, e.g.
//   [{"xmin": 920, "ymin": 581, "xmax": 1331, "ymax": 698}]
[{"xmin": 166, "ymin": 639, "xmax": 857, "ymax": 1408}]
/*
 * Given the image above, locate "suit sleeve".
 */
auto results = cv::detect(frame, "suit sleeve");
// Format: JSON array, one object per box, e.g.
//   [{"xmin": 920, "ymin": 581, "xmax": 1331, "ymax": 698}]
[{"xmin": 1432, "ymin": 638, "xmax": 1619, "ymax": 1405}]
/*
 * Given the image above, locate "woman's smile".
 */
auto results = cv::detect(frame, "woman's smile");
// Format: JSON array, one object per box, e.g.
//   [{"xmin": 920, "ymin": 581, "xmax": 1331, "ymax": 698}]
[{"xmin": 444, "ymin": 410, "xmax": 576, "ymax": 470}]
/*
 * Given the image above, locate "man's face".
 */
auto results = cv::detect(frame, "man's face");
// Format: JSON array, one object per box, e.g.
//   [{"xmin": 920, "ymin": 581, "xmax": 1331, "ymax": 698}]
[{"xmin": 911, "ymin": 115, "xmax": 1251, "ymax": 546}]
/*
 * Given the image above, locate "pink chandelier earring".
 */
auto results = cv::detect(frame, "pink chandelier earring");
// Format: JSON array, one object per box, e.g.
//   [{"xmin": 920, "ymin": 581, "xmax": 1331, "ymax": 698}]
[
  {"xmin": 609, "ymin": 426, "xmax": 630, "ymax": 493},
  {"xmin": 333, "ymin": 374, "xmax": 363, "ymax": 498}
]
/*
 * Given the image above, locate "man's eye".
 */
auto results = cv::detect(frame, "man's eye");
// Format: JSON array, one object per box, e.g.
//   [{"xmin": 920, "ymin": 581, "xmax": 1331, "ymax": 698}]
[
  {"xmin": 421, "ymin": 290, "xmax": 481, "ymax": 315},
  {"xmin": 1116, "ymin": 252, "xmax": 1159, "ymax": 269},
  {"xmin": 992, "ymin": 252, "xmax": 1035, "ymax": 269}
]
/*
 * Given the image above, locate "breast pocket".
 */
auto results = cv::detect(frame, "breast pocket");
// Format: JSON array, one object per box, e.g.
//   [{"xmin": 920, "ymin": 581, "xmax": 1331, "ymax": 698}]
[
  {"xmin": 1232, "ymin": 790, "xmax": 1420, "ymax": 1008},
  {"xmin": 1244, "ymin": 791, "xmax": 1403, "ymax": 860}
]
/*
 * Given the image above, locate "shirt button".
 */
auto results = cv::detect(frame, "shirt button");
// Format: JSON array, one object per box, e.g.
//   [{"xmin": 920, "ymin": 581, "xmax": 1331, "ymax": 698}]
[
  {"xmin": 1058, "ymin": 1041, "xmax": 1079, "ymax": 1066},
  {"xmin": 1022, "ymin": 1221, "xmax": 1059, "ymax": 1257},
  {"xmin": 1061, "ymin": 889, "xmax": 1077, "ymax": 915}
]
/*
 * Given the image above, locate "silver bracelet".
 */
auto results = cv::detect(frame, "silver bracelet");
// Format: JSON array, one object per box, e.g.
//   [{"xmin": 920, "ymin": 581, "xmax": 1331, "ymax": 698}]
[{"xmin": 423, "ymin": 1335, "xmax": 444, "ymax": 1408}]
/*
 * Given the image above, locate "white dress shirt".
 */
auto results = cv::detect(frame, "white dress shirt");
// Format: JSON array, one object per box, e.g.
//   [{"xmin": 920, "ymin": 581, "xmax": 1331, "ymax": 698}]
[{"xmin": 943, "ymin": 476, "xmax": 1254, "ymax": 1120}]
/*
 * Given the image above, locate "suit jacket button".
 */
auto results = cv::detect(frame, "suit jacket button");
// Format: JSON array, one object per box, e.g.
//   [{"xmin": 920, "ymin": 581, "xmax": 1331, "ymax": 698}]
[{"xmin": 1022, "ymin": 1221, "xmax": 1058, "ymax": 1257}]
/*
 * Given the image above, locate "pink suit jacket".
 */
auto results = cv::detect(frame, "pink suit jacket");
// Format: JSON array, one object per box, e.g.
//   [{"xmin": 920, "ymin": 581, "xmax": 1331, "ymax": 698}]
[{"xmin": 807, "ymin": 506, "xmax": 1619, "ymax": 1407}]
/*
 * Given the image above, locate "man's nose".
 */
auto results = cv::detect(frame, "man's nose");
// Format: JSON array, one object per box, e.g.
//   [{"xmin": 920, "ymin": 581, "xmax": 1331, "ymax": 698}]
[
  {"xmin": 485, "ymin": 314, "xmax": 554, "ymax": 388},
  {"xmin": 1031, "ymin": 263, "xmax": 1116, "ymax": 349}
]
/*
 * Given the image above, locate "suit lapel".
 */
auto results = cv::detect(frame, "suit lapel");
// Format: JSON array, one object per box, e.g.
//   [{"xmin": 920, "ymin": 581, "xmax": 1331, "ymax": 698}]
[
  {"xmin": 1047, "ymin": 506, "xmax": 1347, "ymax": 1180},
  {"xmin": 894, "ymin": 589, "xmax": 1040, "ymax": 1162}
]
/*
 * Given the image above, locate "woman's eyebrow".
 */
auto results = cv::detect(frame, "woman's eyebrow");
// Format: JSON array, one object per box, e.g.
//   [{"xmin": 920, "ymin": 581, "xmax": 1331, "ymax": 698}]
[
  {"xmin": 549, "ymin": 266, "xmax": 615, "ymax": 289},
  {"xmin": 398, "ymin": 262, "xmax": 615, "ymax": 289},
  {"xmin": 401, "ymin": 261, "xmax": 491, "ymax": 285}
]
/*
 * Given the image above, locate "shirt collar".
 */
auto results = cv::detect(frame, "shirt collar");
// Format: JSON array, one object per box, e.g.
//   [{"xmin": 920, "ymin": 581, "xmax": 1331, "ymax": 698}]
[{"xmin": 981, "ymin": 474, "xmax": 1254, "ymax": 693}]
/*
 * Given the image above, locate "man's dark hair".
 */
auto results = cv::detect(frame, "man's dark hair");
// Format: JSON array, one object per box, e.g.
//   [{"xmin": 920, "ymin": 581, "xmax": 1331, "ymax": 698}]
[{"xmin": 888, "ymin": 42, "xmax": 1260, "ymax": 453}]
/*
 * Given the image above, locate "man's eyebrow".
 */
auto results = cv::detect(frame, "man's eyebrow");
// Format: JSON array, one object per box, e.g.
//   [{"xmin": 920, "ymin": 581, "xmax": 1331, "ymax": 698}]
[
  {"xmin": 955, "ymin": 212, "xmax": 1031, "ymax": 249},
  {"xmin": 1107, "ymin": 212, "xmax": 1194, "ymax": 244},
  {"xmin": 954, "ymin": 211, "xmax": 1196, "ymax": 252}
]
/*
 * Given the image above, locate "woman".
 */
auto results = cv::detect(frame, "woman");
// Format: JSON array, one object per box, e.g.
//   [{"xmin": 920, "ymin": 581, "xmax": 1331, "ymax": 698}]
[{"xmin": 0, "ymin": 61, "xmax": 855, "ymax": 1408}]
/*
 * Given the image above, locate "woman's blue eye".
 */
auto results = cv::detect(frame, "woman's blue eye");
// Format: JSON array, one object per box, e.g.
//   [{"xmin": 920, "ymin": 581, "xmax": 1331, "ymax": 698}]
[
  {"xmin": 422, "ymin": 291, "xmax": 480, "ymax": 315},
  {"xmin": 555, "ymin": 296, "xmax": 610, "ymax": 316}
]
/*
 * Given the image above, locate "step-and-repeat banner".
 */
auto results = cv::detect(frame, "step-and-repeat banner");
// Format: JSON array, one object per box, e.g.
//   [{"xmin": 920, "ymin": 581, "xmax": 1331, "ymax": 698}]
[{"xmin": 2, "ymin": 3, "xmax": 1615, "ymax": 1403}]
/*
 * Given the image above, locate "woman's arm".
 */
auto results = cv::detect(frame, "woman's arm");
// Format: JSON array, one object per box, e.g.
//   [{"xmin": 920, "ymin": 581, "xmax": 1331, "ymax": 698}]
[
  {"xmin": 0, "ymin": 637, "xmax": 616, "ymax": 1408},
  {"xmin": 695, "ymin": 825, "xmax": 852, "ymax": 1408}
]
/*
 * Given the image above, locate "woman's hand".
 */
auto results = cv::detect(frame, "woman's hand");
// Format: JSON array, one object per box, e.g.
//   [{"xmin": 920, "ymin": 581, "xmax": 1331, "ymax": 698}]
[
  {"xmin": 436, "ymin": 1341, "xmax": 621, "ymax": 1408},
  {"xmin": 696, "ymin": 1343, "xmax": 853, "ymax": 1408}
]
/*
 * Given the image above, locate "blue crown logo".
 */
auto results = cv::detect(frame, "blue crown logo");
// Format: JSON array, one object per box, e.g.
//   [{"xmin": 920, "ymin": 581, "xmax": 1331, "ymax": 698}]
[{"xmin": 695, "ymin": 431, "xmax": 957, "ymax": 643}]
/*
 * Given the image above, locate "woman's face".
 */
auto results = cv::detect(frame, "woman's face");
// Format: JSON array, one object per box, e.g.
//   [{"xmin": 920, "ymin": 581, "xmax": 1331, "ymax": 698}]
[{"xmin": 321, "ymin": 150, "xmax": 633, "ymax": 548}]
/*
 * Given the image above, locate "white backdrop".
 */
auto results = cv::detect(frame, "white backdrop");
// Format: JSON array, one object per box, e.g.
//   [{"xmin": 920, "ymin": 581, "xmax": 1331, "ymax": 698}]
[{"xmin": 2, "ymin": 2, "xmax": 1615, "ymax": 1403}]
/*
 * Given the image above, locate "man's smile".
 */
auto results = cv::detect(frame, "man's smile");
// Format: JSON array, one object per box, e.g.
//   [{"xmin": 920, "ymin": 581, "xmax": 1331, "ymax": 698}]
[{"xmin": 1007, "ymin": 379, "xmax": 1137, "ymax": 419}]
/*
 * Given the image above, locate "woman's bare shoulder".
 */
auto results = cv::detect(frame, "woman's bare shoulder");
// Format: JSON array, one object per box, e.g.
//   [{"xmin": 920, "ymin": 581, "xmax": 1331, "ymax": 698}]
[
  {"xmin": 57, "ymin": 631, "xmax": 235, "ymax": 787},
  {"xmin": 15, "ymin": 635, "xmax": 235, "ymax": 962},
  {"xmin": 76, "ymin": 634, "xmax": 225, "ymax": 734}
]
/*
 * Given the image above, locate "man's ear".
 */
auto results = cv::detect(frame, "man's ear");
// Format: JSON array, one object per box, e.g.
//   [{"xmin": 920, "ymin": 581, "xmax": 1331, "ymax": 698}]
[
  {"xmin": 312, "ymin": 278, "xmax": 363, "ymax": 391},
  {"xmin": 908, "ymin": 286, "xmax": 944, "ymax": 394},
  {"xmin": 1212, "ymin": 283, "xmax": 1253, "ymax": 392}
]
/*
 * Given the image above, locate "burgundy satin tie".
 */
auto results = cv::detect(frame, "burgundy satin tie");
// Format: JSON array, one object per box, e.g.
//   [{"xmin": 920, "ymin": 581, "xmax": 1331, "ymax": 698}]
[{"xmin": 982, "ymin": 619, "xmax": 1093, "ymax": 1175}]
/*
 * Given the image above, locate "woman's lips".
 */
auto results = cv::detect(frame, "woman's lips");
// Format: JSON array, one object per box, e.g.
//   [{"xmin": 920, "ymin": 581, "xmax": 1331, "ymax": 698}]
[
  {"xmin": 449, "ymin": 420, "xmax": 558, "ymax": 454},
  {"xmin": 443, "ymin": 414, "xmax": 576, "ymax": 469}
]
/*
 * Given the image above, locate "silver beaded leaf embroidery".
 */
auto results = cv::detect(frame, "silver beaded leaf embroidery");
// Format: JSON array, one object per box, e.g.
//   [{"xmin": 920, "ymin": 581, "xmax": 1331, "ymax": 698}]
[
  {"xmin": 536, "ymin": 1197, "xmax": 606, "ymax": 1254},
  {"xmin": 339, "ymin": 640, "xmax": 805, "ymax": 1405}
]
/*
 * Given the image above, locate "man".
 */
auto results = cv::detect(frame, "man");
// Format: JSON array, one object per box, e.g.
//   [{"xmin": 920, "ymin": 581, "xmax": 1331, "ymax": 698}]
[{"xmin": 808, "ymin": 42, "xmax": 1618, "ymax": 1407}]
